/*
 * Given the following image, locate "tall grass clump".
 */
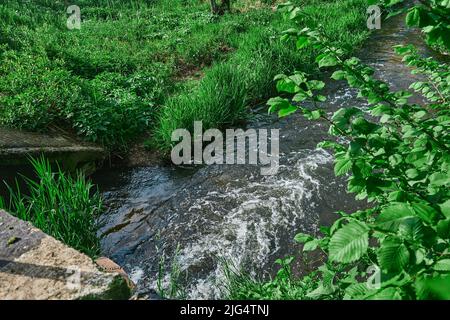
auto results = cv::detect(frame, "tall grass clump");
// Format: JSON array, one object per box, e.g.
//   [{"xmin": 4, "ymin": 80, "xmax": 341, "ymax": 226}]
[
  {"xmin": 154, "ymin": 63, "xmax": 248, "ymax": 148},
  {"xmin": 156, "ymin": 244, "xmax": 187, "ymax": 299},
  {"xmin": 0, "ymin": 157, "xmax": 101, "ymax": 257},
  {"xmin": 221, "ymin": 257, "xmax": 317, "ymax": 300}
]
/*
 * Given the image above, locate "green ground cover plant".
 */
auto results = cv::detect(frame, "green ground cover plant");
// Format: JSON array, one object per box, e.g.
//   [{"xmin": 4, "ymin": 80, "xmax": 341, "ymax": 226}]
[
  {"xmin": 0, "ymin": 157, "xmax": 101, "ymax": 257},
  {"xmin": 154, "ymin": 0, "xmax": 371, "ymax": 150},
  {"xmin": 225, "ymin": 0, "xmax": 450, "ymax": 300},
  {"xmin": 0, "ymin": 0, "xmax": 370, "ymax": 151}
]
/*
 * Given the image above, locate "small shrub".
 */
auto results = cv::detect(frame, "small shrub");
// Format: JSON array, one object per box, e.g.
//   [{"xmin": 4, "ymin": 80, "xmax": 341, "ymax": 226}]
[{"xmin": 254, "ymin": 2, "xmax": 450, "ymax": 300}]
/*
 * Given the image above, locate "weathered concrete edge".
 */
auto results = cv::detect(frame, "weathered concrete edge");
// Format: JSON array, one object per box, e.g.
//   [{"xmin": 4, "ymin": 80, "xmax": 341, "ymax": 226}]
[
  {"xmin": 0, "ymin": 146, "xmax": 104, "ymax": 155},
  {"xmin": 0, "ymin": 210, "xmax": 132, "ymax": 300},
  {"xmin": 0, "ymin": 146, "xmax": 105, "ymax": 168}
]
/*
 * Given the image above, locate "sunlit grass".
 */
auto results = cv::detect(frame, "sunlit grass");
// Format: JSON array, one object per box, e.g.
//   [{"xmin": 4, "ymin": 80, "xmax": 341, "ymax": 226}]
[
  {"xmin": 0, "ymin": 157, "xmax": 101, "ymax": 257},
  {"xmin": 0, "ymin": 0, "xmax": 369, "ymax": 150}
]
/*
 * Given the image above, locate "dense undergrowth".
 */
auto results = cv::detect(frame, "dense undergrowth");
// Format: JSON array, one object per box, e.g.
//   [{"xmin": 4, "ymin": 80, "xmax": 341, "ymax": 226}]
[
  {"xmin": 0, "ymin": 0, "xmax": 370, "ymax": 150},
  {"xmin": 225, "ymin": 0, "xmax": 450, "ymax": 300}
]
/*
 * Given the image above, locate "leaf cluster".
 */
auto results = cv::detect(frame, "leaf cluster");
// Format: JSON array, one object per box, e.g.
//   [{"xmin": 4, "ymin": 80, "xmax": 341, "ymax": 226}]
[{"xmin": 269, "ymin": 3, "xmax": 450, "ymax": 299}]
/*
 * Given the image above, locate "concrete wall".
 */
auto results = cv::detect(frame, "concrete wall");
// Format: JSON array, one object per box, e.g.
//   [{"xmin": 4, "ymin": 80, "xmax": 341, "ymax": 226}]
[{"xmin": 0, "ymin": 210, "xmax": 132, "ymax": 300}]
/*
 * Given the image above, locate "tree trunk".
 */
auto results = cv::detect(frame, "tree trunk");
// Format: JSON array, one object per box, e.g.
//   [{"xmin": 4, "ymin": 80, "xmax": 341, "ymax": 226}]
[
  {"xmin": 210, "ymin": 0, "xmax": 231, "ymax": 15},
  {"xmin": 222, "ymin": 0, "xmax": 231, "ymax": 12},
  {"xmin": 210, "ymin": 0, "xmax": 218, "ymax": 14}
]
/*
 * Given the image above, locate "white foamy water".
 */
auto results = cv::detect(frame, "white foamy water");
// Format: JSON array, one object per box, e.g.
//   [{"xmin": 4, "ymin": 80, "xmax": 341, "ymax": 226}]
[{"xmin": 151, "ymin": 148, "xmax": 334, "ymax": 299}]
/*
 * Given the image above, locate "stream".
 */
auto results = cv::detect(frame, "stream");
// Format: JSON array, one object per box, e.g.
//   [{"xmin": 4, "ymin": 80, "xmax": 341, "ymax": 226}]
[{"xmin": 91, "ymin": 14, "xmax": 447, "ymax": 299}]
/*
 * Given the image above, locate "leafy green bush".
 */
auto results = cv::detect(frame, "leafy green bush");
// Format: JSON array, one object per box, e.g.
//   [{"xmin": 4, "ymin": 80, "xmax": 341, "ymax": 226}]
[
  {"xmin": 259, "ymin": 3, "xmax": 450, "ymax": 299},
  {"xmin": 0, "ymin": 157, "xmax": 101, "ymax": 257},
  {"xmin": 374, "ymin": 0, "xmax": 450, "ymax": 52}
]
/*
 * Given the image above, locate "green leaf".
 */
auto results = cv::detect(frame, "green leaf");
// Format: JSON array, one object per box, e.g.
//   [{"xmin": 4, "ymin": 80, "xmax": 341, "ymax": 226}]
[
  {"xmin": 306, "ymin": 283, "xmax": 336, "ymax": 299},
  {"xmin": 371, "ymin": 104, "xmax": 391, "ymax": 116},
  {"xmin": 329, "ymin": 221, "xmax": 369, "ymax": 263},
  {"xmin": 389, "ymin": 154, "xmax": 403, "ymax": 166},
  {"xmin": 308, "ymin": 80, "xmax": 325, "ymax": 90},
  {"xmin": 366, "ymin": 287, "xmax": 402, "ymax": 300},
  {"xmin": 331, "ymin": 70, "xmax": 346, "ymax": 80},
  {"xmin": 331, "ymin": 107, "xmax": 362, "ymax": 130},
  {"xmin": 315, "ymin": 95, "xmax": 327, "ymax": 102},
  {"xmin": 406, "ymin": 168, "xmax": 419, "ymax": 179},
  {"xmin": 429, "ymin": 172, "xmax": 449, "ymax": 187},
  {"xmin": 303, "ymin": 239, "xmax": 320, "ymax": 252},
  {"xmin": 309, "ymin": 109, "xmax": 322, "ymax": 120},
  {"xmin": 388, "ymin": 191, "xmax": 408, "ymax": 202},
  {"xmin": 344, "ymin": 283, "xmax": 374, "ymax": 299},
  {"xmin": 267, "ymin": 97, "xmax": 290, "ymax": 114},
  {"xmin": 415, "ymin": 248, "xmax": 426, "ymax": 265},
  {"xmin": 289, "ymin": 6, "xmax": 301, "ymax": 20},
  {"xmin": 437, "ymin": 219, "xmax": 450, "ymax": 239},
  {"xmin": 334, "ymin": 158, "xmax": 352, "ymax": 176},
  {"xmin": 280, "ymin": 28, "xmax": 299, "ymax": 36},
  {"xmin": 278, "ymin": 105, "xmax": 297, "ymax": 118},
  {"xmin": 406, "ymin": 8, "xmax": 420, "ymax": 27},
  {"xmin": 294, "ymin": 232, "xmax": 313, "ymax": 243},
  {"xmin": 434, "ymin": 259, "xmax": 450, "ymax": 271},
  {"xmin": 296, "ymin": 36, "xmax": 310, "ymax": 49},
  {"xmin": 276, "ymin": 79, "xmax": 298, "ymax": 93},
  {"xmin": 411, "ymin": 202, "xmax": 439, "ymax": 225},
  {"xmin": 416, "ymin": 275, "xmax": 450, "ymax": 299},
  {"xmin": 376, "ymin": 203, "xmax": 415, "ymax": 232},
  {"xmin": 378, "ymin": 237, "xmax": 410, "ymax": 273},
  {"xmin": 398, "ymin": 217, "xmax": 425, "ymax": 242},
  {"xmin": 293, "ymin": 91, "xmax": 308, "ymax": 102},
  {"xmin": 318, "ymin": 54, "xmax": 338, "ymax": 68},
  {"xmin": 351, "ymin": 117, "xmax": 379, "ymax": 135}
]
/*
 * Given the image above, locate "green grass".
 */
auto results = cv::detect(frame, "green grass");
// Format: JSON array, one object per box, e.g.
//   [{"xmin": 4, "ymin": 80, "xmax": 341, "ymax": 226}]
[
  {"xmin": 0, "ymin": 157, "xmax": 101, "ymax": 257},
  {"xmin": 154, "ymin": 0, "xmax": 371, "ymax": 150},
  {"xmin": 222, "ymin": 257, "xmax": 318, "ymax": 300},
  {"xmin": 0, "ymin": 0, "xmax": 370, "ymax": 150},
  {"xmin": 156, "ymin": 244, "xmax": 187, "ymax": 299}
]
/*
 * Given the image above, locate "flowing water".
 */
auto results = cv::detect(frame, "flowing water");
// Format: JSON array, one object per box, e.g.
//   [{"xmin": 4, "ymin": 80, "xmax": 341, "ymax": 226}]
[{"xmin": 92, "ymin": 14, "xmax": 447, "ymax": 299}]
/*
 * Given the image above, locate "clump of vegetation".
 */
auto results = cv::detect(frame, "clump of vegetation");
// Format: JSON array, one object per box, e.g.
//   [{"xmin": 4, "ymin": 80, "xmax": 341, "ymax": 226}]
[
  {"xmin": 223, "ymin": 257, "xmax": 318, "ymax": 300},
  {"xmin": 375, "ymin": 0, "xmax": 450, "ymax": 53},
  {"xmin": 0, "ymin": 157, "xmax": 101, "ymax": 257},
  {"xmin": 227, "ymin": 0, "xmax": 450, "ymax": 300},
  {"xmin": 154, "ymin": 0, "xmax": 371, "ymax": 150},
  {"xmin": 156, "ymin": 244, "xmax": 187, "ymax": 299},
  {"xmin": 0, "ymin": 0, "xmax": 370, "ymax": 151}
]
